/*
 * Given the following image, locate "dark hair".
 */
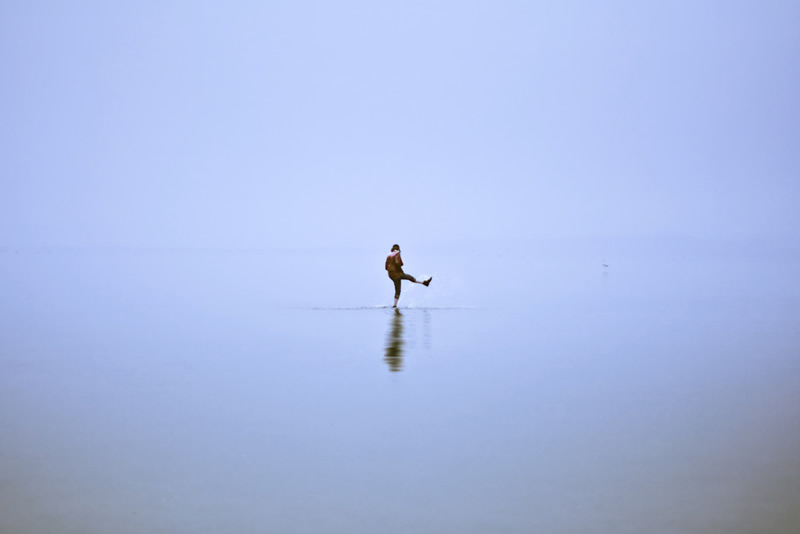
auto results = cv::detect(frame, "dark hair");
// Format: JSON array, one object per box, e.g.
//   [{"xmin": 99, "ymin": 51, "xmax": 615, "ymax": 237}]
[{"xmin": 391, "ymin": 244, "xmax": 400, "ymax": 252}]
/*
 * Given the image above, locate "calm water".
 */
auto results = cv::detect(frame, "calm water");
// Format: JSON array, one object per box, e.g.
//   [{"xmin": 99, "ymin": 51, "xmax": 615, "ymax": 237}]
[{"xmin": 1, "ymin": 244, "xmax": 799, "ymax": 533}]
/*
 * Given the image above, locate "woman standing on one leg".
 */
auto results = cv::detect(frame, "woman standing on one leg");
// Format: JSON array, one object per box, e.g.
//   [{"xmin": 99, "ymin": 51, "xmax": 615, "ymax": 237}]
[{"xmin": 386, "ymin": 244, "xmax": 432, "ymax": 308}]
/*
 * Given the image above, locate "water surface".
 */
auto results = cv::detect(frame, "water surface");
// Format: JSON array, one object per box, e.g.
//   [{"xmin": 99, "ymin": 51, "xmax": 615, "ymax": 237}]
[{"xmin": 1, "ymin": 245, "xmax": 798, "ymax": 533}]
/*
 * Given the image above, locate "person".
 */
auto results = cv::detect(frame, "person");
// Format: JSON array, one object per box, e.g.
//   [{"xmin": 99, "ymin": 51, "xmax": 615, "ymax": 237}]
[{"xmin": 385, "ymin": 244, "xmax": 432, "ymax": 308}]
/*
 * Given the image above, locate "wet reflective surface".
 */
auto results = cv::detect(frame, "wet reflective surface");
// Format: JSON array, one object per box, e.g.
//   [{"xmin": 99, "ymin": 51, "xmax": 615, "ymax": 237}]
[
  {"xmin": 1, "ymin": 246, "xmax": 799, "ymax": 533},
  {"xmin": 384, "ymin": 309, "xmax": 432, "ymax": 372}
]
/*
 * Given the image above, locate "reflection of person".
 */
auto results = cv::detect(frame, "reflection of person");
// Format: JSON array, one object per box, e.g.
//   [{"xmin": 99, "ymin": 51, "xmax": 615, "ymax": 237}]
[
  {"xmin": 385, "ymin": 244, "xmax": 432, "ymax": 308},
  {"xmin": 385, "ymin": 309, "xmax": 404, "ymax": 372}
]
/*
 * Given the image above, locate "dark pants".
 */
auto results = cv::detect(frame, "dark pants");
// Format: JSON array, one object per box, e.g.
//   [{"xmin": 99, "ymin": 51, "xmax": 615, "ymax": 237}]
[{"xmin": 390, "ymin": 273, "xmax": 416, "ymax": 298}]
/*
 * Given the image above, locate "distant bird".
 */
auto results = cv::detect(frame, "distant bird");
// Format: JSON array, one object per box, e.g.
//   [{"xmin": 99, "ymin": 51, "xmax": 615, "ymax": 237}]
[{"xmin": 602, "ymin": 260, "xmax": 609, "ymax": 268}]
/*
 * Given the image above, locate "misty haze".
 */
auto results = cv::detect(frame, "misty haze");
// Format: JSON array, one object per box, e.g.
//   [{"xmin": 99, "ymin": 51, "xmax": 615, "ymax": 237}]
[{"xmin": 2, "ymin": 1, "xmax": 799, "ymax": 533}]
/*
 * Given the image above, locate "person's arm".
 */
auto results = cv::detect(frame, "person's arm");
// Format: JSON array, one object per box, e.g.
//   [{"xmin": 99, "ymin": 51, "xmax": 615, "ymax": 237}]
[{"xmin": 397, "ymin": 253, "xmax": 403, "ymax": 267}]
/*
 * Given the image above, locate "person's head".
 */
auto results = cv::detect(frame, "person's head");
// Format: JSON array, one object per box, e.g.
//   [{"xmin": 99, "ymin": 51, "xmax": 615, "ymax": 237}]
[{"xmin": 391, "ymin": 244, "xmax": 400, "ymax": 252}]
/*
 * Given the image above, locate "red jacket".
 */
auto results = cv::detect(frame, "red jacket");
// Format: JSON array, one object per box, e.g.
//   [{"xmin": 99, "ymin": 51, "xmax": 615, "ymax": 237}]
[{"xmin": 385, "ymin": 251, "xmax": 403, "ymax": 278}]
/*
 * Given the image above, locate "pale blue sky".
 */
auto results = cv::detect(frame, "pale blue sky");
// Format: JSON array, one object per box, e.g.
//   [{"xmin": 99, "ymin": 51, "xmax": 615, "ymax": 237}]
[{"xmin": 2, "ymin": 0, "xmax": 799, "ymax": 249}]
